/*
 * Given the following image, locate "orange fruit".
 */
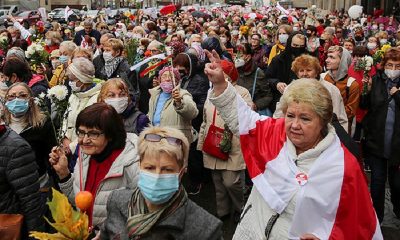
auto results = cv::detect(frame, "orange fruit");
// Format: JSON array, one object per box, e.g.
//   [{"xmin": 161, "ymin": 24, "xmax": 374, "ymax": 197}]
[{"xmin": 75, "ymin": 191, "xmax": 93, "ymax": 211}]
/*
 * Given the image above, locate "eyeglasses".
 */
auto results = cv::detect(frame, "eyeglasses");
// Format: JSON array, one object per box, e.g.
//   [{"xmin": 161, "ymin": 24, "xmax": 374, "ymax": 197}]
[
  {"xmin": 76, "ymin": 129, "xmax": 104, "ymax": 140},
  {"xmin": 6, "ymin": 93, "xmax": 30, "ymax": 101},
  {"xmin": 144, "ymin": 133, "xmax": 182, "ymax": 146}
]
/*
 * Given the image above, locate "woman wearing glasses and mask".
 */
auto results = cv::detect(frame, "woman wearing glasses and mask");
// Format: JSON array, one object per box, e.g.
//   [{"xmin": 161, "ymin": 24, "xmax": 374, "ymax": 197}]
[
  {"xmin": 101, "ymin": 126, "xmax": 222, "ymax": 240},
  {"xmin": 49, "ymin": 103, "xmax": 139, "ymax": 230},
  {"xmin": 3, "ymin": 82, "xmax": 57, "ymax": 210}
]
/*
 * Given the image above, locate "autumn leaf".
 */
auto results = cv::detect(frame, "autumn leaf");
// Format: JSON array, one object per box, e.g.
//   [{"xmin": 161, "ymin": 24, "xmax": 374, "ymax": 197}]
[{"xmin": 29, "ymin": 232, "xmax": 70, "ymax": 240}]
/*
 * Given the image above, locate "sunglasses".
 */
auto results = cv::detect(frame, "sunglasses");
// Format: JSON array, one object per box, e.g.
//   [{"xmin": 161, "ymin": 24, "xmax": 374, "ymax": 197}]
[{"xmin": 144, "ymin": 133, "xmax": 182, "ymax": 146}]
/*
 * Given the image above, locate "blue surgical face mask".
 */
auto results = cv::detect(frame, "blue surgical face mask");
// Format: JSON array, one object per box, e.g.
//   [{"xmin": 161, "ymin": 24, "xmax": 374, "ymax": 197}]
[
  {"xmin": 59, "ymin": 55, "xmax": 69, "ymax": 64},
  {"xmin": 138, "ymin": 170, "xmax": 179, "ymax": 205},
  {"xmin": 5, "ymin": 98, "xmax": 29, "ymax": 117}
]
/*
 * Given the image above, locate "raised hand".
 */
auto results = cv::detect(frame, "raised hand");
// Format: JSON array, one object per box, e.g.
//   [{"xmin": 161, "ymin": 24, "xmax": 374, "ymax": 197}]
[{"xmin": 204, "ymin": 50, "xmax": 226, "ymax": 96}]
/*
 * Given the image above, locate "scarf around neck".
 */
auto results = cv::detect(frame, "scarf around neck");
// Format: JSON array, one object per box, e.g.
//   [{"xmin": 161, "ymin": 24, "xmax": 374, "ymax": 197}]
[
  {"xmin": 104, "ymin": 56, "xmax": 124, "ymax": 78},
  {"xmin": 126, "ymin": 185, "xmax": 188, "ymax": 239}
]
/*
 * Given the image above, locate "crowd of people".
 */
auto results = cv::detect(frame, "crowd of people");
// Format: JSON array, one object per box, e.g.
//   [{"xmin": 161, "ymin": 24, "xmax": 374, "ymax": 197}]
[{"xmin": 0, "ymin": 3, "xmax": 399, "ymax": 239}]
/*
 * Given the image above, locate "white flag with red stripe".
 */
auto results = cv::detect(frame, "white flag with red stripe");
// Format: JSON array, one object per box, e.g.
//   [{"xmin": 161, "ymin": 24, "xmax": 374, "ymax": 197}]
[{"xmin": 232, "ymin": 90, "xmax": 382, "ymax": 239}]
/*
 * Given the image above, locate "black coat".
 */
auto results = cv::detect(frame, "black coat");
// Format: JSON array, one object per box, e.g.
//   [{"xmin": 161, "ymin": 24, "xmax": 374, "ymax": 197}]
[
  {"xmin": 19, "ymin": 119, "xmax": 57, "ymax": 177},
  {"xmin": 180, "ymin": 53, "xmax": 209, "ymax": 131},
  {"xmin": 93, "ymin": 55, "xmax": 132, "ymax": 92},
  {"xmin": 0, "ymin": 126, "xmax": 44, "ymax": 235},
  {"xmin": 264, "ymin": 32, "xmax": 305, "ymax": 112},
  {"xmin": 360, "ymin": 71, "xmax": 400, "ymax": 166},
  {"xmin": 73, "ymin": 29, "xmax": 101, "ymax": 46}
]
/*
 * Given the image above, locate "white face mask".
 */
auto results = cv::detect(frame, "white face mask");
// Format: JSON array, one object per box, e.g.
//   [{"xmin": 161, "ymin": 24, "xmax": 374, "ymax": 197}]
[
  {"xmin": 69, "ymin": 81, "xmax": 82, "ymax": 92},
  {"xmin": 104, "ymin": 97, "xmax": 129, "ymax": 114},
  {"xmin": 0, "ymin": 81, "xmax": 8, "ymax": 90},
  {"xmin": 220, "ymin": 37, "xmax": 227, "ymax": 44},
  {"xmin": 191, "ymin": 42, "xmax": 201, "ymax": 47},
  {"xmin": 103, "ymin": 51, "xmax": 114, "ymax": 62},
  {"xmin": 234, "ymin": 58, "xmax": 245, "ymax": 68},
  {"xmin": 367, "ymin": 42, "xmax": 377, "ymax": 50},
  {"xmin": 279, "ymin": 34, "xmax": 289, "ymax": 44},
  {"xmin": 51, "ymin": 60, "xmax": 61, "ymax": 69},
  {"xmin": 385, "ymin": 69, "xmax": 400, "ymax": 80},
  {"xmin": 380, "ymin": 39, "xmax": 388, "ymax": 45},
  {"xmin": 45, "ymin": 39, "xmax": 52, "ymax": 46},
  {"xmin": 132, "ymin": 33, "xmax": 142, "ymax": 39},
  {"xmin": 293, "ymin": 26, "xmax": 299, "ymax": 31},
  {"xmin": 160, "ymin": 26, "xmax": 166, "ymax": 30}
]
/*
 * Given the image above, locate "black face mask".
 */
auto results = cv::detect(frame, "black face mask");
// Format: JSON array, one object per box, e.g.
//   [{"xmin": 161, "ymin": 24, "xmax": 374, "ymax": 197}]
[
  {"xmin": 319, "ymin": 38, "xmax": 326, "ymax": 46},
  {"xmin": 306, "ymin": 32, "xmax": 312, "ymax": 38},
  {"xmin": 355, "ymin": 36, "xmax": 364, "ymax": 42},
  {"xmin": 292, "ymin": 47, "xmax": 306, "ymax": 57},
  {"xmin": 178, "ymin": 69, "xmax": 186, "ymax": 78}
]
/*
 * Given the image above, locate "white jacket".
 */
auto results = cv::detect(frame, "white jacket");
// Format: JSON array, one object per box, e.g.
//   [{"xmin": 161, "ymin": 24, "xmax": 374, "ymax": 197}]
[
  {"xmin": 59, "ymin": 133, "xmax": 140, "ymax": 227},
  {"xmin": 62, "ymin": 83, "xmax": 103, "ymax": 143}
]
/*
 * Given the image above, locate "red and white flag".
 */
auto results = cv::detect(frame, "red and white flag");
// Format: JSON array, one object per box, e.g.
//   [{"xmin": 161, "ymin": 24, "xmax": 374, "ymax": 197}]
[
  {"xmin": 233, "ymin": 92, "xmax": 383, "ymax": 239},
  {"xmin": 65, "ymin": 6, "xmax": 73, "ymax": 22}
]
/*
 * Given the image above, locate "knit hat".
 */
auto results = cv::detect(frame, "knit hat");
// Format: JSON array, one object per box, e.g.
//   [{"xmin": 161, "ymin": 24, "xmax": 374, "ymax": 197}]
[
  {"xmin": 221, "ymin": 60, "xmax": 239, "ymax": 82},
  {"xmin": 6, "ymin": 47, "xmax": 25, "ymax": 61},
  {"xmin": 147, "ymin": 40, "xmax": 164, "ymax": 51}
]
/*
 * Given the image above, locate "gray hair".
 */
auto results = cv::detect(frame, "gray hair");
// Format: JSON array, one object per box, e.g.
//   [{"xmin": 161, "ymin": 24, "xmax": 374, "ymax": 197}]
[
  {"xmin": 6, "ymin": 47, "xmax": 25, "ymax": 61},
  {"xmin": 83, "ymin": 19, "xmax": 94, "ymax": 27},
  {"xmin": 60, "ymin": 41, "xmax": 77, "ymax": 54}
]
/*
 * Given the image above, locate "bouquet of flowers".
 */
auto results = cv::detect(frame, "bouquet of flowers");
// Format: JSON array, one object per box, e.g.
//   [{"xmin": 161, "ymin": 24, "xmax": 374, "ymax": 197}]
[
  {"xmin": 35, "ymin": 85, "xmax": 70, "ymax": 145},
  {"xmin": 355, "ymin": 55, "xmax": 374, "ymax": 95},
  {"xmin": 372, "ymin": 44, "xmax": 391, "ymax": 65},
  {"xmin": 0, "ymin": 35, "xmax": 9, "ymax": 52},
  {"xmin": 30, "ymin": 188, "xmax": 90, "ymax": 240},
  {"xmin": 125, "ymin": 38, "xmax": 140, "ymax": 65},
  {"xmin": 25, "ymin": 42, "xmax": 49, "ymax": 72}
]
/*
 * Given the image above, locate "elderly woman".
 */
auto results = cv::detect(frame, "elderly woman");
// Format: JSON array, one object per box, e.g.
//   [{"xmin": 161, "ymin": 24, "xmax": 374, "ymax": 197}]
[
  {"xmin": 94, "ymin": 39, "xmax": 131, "ymax": 90},
  {"xmin": 148, "ymin": 66, "xmax": 198, "ymax": 143},
  {"xmin": 101, "ymin": 126, "xmax": 222, "ymax": 239},
  {"xmin": 44, "ymin": 31, "xmax": 63, "ymax": 53},
  {"xmin": 361, "ymin": 47, "xmax": 400, "ymax": 223},
  {"xmin": 49, "ymin": 41, "xmax": 77, "ymax": 88},
  {"xmin": 49, "ymin": 103, "xmax": 139, "ymax": 228},
  {"xmin": 61, "ymin": 57, "xmax": 103, "ymax": 150},
  {"xmin": 204, "ymin": 50, "xmax": 382, "ymax": 239},
  {"xmin": 98, "ymin": 78, "xmax": 149, "ymax": 134},
  {"xmin": 198, "ymin": 60, "xmax": 252, "ymax": 221}
]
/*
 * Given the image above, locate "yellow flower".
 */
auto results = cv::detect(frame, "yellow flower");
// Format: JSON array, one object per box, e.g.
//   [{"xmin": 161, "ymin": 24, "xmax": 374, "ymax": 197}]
[{"xmin": 381, "ymin": 44, "xmax": 391, "ymax": 53}]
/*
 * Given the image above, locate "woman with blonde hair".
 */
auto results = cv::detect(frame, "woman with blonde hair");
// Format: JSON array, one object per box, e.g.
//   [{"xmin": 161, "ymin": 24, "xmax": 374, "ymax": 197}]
[
  {"xmin": 204, "ymin": 50, "xmax": 382, "ymax": 239},
  {"xmin": 71, "ymin": 46, "xmax": 94, "ymax": 61},
  {"xmin": 98, "ymin": 78, "xmax": 149, "ymax": 134},
  {"xmin": 102, "ymin": 126, "xmax": 222, "ymax": 239},
  {"xmin": 4, "ymin": 82, "xmax": 56, "ymax": 205},
  {"xmin": 268, "ymin": 24, "xmax": 292, "ymax": 65},
  {"xmin": 44, "ymin": 31, "xmax": 63, "ymax": 53}
]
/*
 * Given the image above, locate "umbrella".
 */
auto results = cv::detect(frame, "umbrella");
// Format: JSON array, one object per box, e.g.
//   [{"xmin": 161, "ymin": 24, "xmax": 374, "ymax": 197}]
[
  {"xmin": 160, "ymin": 4, "xmax": 177, "ymax": 15},
  {"xmin": 191, "ymin": 11, "xmax": 210, "ymax": 18},
  {"xmin": 244, "ymin": 13, "xmax": 263, "ymax": 20}
]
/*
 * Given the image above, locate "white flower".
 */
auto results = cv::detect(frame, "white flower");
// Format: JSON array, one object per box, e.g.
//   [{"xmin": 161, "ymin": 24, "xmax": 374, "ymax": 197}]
[
  {"xmin": 47, "ymin": 85, "xmax": 68, "ymax": 101},
  {"xmin": 39, "ymin": 92, "xmax": 46, "ymax": 99},
  {"xmin": 34, "ymin": 97, "xmax": 40, "ymax": 105},
  {"xmin": 365, "ymin": 66, "xmax": 371, "ymax": 71}
]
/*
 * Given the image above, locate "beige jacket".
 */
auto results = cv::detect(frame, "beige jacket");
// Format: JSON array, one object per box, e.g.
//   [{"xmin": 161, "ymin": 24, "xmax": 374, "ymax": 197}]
[
  {"xmin": 148, "ymin": 86, "xmax": 198, "ymax": 143},
  {"xmin": 62, "ymin": 83, "xmax": 103, "ymax": 143},
  {"xmin": 197, "ymin": 85, "xmax": 253, "ymax": 171}
]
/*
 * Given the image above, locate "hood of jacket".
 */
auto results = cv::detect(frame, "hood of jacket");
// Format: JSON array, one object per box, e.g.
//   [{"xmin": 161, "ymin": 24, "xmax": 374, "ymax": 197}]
[
  {"xmin": 201, "ymin": 37, "xmax": 222, "ymax": 55},
  {"xmin": 329, "ymin": 47, "xmax": 352, "ymax": 81},
  {"xmin": 74, "ymin": 82, "xmax": 103, "ymax": 99}
]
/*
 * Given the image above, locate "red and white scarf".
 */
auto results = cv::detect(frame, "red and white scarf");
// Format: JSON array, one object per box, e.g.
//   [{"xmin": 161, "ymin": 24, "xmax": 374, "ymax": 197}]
[{"xmin": 235, "ymin": 94, "xmax": 382, "ymax": 239}]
